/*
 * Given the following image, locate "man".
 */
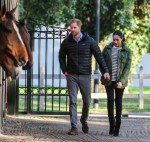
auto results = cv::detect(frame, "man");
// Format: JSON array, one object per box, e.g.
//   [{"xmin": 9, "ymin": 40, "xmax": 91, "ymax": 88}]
[{"xmin": 59, "ymin": 18, "xmax": 110, "ymax": 135}]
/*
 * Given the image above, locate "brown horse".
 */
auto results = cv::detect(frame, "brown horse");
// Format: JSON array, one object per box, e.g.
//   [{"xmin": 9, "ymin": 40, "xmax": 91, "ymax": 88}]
[
  {"xmin": 18, "ymin": 19, "xmax": 33, "ymax": 70},
  {"xmin": 0, "ymin": 4, "xmax": 33, "ymax": 79}
]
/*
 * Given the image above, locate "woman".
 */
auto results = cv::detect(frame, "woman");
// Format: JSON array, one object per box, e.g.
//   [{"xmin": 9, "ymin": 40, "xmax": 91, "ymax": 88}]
[{"xmin": 101, "ymin": 30, "xmax": 132, "ymax": 136}]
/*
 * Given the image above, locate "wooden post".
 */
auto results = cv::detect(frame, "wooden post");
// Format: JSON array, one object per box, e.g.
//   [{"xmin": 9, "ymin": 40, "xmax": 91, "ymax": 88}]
[
  {"xmin": 139, "ymin": 66, "xmax": 144, "ymax": 109},
  {"xmin": 0, "ymin": 68, "xmax": 3, "ymax": 133},
  {"xmin": 7, "ymin": 80, "xmax": 17, "ymax": 115},
  {"xmin": 5, "ymin": 0, "xmax": 20, "ymax": 115},
  {"xmin": 4, "ymin": 0, "xmax": 19, "ymax": 20}
]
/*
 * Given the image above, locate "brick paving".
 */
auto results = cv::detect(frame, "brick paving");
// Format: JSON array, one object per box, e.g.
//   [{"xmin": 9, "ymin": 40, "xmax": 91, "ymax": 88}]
[{"xmin": 0, "ymin": 115, "xmax": 150, "ymax": 142}]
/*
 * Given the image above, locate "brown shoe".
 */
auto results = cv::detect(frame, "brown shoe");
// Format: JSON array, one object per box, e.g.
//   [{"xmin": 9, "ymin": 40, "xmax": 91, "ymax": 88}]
[
  {"xmin": 68, "ymin": 127, "xmax": 78, "ymax": 135},
  {"xmin": 80, "ymin": 119, "xmax": 89, "ymax": 133}
]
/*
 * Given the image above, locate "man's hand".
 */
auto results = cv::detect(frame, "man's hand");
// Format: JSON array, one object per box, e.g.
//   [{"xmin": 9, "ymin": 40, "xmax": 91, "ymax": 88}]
[
  {"xmin": 116, "ymin": 82, "xmax": 122, "ymax": 88},
  {"xmin": 64, "ymin": 72, "xmax": 68, "ymax": 76},
  {"xmin": 103, "ymin": 73, "xmax": 110, "ymax": 81}
]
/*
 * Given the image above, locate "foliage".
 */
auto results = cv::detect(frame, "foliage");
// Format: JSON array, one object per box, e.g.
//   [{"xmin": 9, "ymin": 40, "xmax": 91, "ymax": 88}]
[
  {"xmin": 19, "ymin": 0, "xmax": 131, "ymax": 39},
  {"xmin": 99, "ymin": 0, "xmax": 150, "ymax": 73},
  {"xmin": 19, "ymin": 0, "xmax": 76, "ymax": 29},
  {"xmin": 124, "ymin": 0, "xmax": 150, "ymax": 72},
  {"xmin": 19, "ymin": 0, "xmax": 150, "ymax": 72},
  {"xmin": 74, "ymin": 0, "xmax": 132, "ymax": 39}
]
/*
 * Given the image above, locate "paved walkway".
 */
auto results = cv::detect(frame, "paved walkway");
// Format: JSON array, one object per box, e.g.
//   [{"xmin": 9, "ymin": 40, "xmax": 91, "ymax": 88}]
[{"xmin": 0, "ymin": 115, "xmax": 150, "ymax": 142}]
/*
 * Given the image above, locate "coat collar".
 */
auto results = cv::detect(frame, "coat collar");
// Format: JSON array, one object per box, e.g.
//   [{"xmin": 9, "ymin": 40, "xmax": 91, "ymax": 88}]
[
  {"xmin": 107, "ymin": 42, "xmax": 127, "ymax": 50},
  {"xmin": 68, "ymin": 31, "xmax": 88, "ymax": 42}
]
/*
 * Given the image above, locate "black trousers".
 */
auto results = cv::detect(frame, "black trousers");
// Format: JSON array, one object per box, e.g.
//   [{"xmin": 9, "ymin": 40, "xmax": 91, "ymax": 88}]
[{"xmin": 105, "ymin": 81, "xmax": 125, "ymax": 123}]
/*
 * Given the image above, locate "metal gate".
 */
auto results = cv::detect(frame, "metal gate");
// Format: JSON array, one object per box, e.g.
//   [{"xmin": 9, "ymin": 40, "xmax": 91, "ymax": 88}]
[{"xmin": 15, "ymin": 25, "xmax": 70, "ymax": 115}]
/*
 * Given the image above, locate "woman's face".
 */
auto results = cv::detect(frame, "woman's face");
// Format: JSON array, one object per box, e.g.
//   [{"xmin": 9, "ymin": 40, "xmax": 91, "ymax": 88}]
[{"xmin": 113, "ymin": 35, "xmax": 123, "ymax": 47}]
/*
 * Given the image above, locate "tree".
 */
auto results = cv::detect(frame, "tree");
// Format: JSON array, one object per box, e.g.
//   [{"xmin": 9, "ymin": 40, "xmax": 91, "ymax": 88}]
[
  {"xmin": 19, "ymin": 0, "xmax": 76, "ymax": 29},
  {"xmin": 70, "ymin": 0, "xmax": 132, "ymax": 40},
  {"xmin": 124, "ymin": 0, "xmax": 150, "ymax": 72},
  {"xmin": 19, "ymin": 0, "xmax": 150, "ymax": 71},
  {"xmin": 99, "ymin": 0, "xmax": 150, "ymax": 72},
  {"xmin": 19, "ymin": 0, "xmax": 131, "ymax": 39}
]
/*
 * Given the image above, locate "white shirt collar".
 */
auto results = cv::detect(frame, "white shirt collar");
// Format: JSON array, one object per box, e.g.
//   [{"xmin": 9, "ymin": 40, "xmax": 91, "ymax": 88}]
[{"xmin": 73, "ymin": 33, "xmax": 83, "ymax": 42}]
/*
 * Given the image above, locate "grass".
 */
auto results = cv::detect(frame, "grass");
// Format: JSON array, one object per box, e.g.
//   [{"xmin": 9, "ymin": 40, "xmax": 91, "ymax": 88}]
[
  {"xmin": 128, "ymin": 86, "xmax": 150, "ymax": 94},
  {"xmin": 78, "ymin": 98, "xmax": 150, "ymax": 114},
  {"xmin": 18, "ymin": 86, "xmax": 150, "ymax": 114},
  {"xmin": 18, "ymin": 97, "xmax": 150, "ymax": 114}
]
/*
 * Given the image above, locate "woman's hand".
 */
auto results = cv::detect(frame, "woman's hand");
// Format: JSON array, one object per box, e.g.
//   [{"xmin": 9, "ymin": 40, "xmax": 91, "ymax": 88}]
[{"xmin": 116, "ymin": 82, "xmax": 123, "ymax": 88}]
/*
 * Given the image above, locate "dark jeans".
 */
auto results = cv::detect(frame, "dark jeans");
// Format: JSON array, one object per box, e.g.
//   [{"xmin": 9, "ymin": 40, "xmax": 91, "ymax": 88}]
[{"xmin": 105, "ymin": 81, "xmax": 125, "ymax": 123}]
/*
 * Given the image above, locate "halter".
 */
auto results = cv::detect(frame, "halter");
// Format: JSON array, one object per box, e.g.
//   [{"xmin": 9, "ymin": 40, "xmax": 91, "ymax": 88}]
[{"xmin": 0, "ymin": 23, "xmax": 12, "ymax": 33}]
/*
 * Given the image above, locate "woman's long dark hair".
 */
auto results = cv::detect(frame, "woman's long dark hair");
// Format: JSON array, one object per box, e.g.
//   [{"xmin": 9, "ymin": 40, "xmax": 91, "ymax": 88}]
[{"xmin": 113, "ymin": 30, "xmax": 125, "ymax": 41}]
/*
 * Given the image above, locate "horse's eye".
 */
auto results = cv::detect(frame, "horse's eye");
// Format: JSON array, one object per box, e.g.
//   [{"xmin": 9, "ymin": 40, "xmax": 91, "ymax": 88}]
[
  {"xmin": 4, "ymin": 25, "xmax": 12, "ymax": 33},
  {"xmin": 4, "ymin": 47, "xmax": 11, "ymax": 52},
  {"xmin": 0, "ymin": 24, "xmax": 12, "ymax": 33},
  {"xmin": 4, "ymin": 27, "xmax": 12, "ymax": 33}
]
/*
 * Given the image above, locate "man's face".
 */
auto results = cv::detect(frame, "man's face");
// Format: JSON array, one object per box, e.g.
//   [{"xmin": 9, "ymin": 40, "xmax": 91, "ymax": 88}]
[{"xmin": 70, "ymin": 22, "xmax": 81, "ymax": 37}]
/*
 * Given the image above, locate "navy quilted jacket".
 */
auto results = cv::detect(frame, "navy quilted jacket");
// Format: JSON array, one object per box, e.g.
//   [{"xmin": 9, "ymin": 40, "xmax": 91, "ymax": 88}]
[{"xmin": 59, "ymin": 32, "xmax": 108, "ymax": 75}]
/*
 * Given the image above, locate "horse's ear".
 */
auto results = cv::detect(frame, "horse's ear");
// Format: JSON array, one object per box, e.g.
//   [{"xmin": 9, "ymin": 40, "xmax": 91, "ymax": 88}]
[
  {"xmin": 23, "ymin": 19, "xmax": 27, "ymax": 25},
  {"xmin": 19, "ymin": 19, "xmax": 27, "ymax": 26},
  {"xmin": 0, "ymin": 4, "xmax": 6, "ymax": 21},
  {"xmin": 10, "ymin": 3, "xmax": 18, "ymax": 14}
]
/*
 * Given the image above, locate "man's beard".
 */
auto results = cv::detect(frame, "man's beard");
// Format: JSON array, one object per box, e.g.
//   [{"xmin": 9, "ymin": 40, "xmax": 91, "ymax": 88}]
[{"xmin": 71, "ymin": 31, "xmax": 79, "ymax": 37}]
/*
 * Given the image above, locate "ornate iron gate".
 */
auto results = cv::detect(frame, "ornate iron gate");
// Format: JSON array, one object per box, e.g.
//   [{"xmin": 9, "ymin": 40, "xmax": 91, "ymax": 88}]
[{"xmin": 15, "ymin": 25, "xmax": 70, "ymax": 115}]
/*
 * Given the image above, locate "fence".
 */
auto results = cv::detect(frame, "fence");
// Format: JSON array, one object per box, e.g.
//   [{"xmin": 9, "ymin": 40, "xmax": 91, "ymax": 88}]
[
  {"xmin": 127, "ymin": 66, "xmax": 149, "ymax": 109},
  {"xmin": 84, "ymin": 66, "xmax": 150, "ymax": 109},
  {"xmin": 91, "ymin": 66, "xmax": 150, "ymax": 109},
  {"xmin": 30, "ymin": 65, "xmax": 150, "ymax": 110}
]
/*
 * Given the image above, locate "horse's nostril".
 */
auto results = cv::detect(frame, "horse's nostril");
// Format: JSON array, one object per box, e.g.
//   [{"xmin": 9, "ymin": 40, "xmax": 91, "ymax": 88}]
[{"xmin": 20, "ymin": 56, "xmax": 26, "ymax": 64}]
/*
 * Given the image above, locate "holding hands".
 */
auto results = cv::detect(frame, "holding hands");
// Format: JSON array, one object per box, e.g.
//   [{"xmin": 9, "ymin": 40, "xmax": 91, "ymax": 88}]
[{"xmin": 103, "ymin": 73, "xmax": 110, "ymax": 81}]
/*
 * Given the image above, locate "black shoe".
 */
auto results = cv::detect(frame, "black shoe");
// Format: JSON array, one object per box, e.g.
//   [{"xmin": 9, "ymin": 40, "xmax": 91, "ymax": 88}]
[
  {"xmin": 113, "ymin": 121, "xmax": 121, "ymax": 137},
  {"xmin": 109, "ymin": 119, "xmax": 115, "ymax": 135},
  {"xmin": 80, "ymin": 119, "xmax": 89, "ymax": 133},
  {"xmin": 113, "ymin": 132, "xmax": 119, "ymax": 137},
  {"xmin": 109, "ymin": 130, "xmax": 114, "ymax": 135},
  {"xmin": 68, "ymin": 127, "xmax": 78, "ymax": 135}
]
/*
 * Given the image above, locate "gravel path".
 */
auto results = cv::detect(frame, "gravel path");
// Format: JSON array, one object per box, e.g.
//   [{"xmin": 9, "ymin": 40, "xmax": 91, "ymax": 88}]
[{"xmin": 0, "ymin": 115, "xmax": 149, "ymax": 142}]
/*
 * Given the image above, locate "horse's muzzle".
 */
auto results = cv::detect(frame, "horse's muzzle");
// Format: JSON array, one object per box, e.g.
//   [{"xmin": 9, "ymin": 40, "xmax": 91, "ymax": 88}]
[
  {"xmin": 14, "ymin": 56, "xmax": 27, "ymax": 67},
  {"xmin": 19, "ymin": 56, "xmax": 27, "ymax": 65}
]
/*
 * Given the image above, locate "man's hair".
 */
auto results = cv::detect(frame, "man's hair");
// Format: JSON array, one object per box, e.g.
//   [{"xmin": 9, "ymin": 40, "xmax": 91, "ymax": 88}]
[{"xmin": 69, "ymin": 18, "xmax": 82, "ymax": 27}]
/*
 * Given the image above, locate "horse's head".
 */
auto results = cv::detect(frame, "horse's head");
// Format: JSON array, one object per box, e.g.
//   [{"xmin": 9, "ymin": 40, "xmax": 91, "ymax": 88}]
[
  {"xmin": 0, "ymin": 4, "xmax": 32, "ymax": 79},
  {"xmin": 0, "ymin": 53, "xmax": 22, "ymax": 79},
  {"xmin": 17, "ymin": 19, "xmax": 33, "ymax": 70}
]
